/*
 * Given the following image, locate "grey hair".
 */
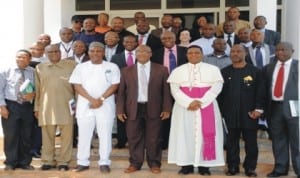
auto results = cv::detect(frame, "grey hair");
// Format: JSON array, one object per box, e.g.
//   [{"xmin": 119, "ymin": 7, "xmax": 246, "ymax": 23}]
[{"xmin": 88, "ymin": 42, "xmax": 105, "ymax": 50}]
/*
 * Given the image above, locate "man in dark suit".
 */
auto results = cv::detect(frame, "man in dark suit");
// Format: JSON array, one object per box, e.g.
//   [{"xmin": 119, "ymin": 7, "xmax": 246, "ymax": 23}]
[
  {"xmin": 151, "ymin": 14, "xmax": 175, "ymax": 38},
  {"xmin": 217, "ymin": 21, "xmax": 241, "ymax": 54},
  {"xmin": 71, "ymin": 40, "xmax": 90, "ymax": 63},
  {"xmin": 136, "ymin": 20, "xmax": 162, "ymax": 51},
  {"xmin": 263, "ymin": 42, "xmax": 299, "ymax": 178},
  {"xmin": 253, "ymin": 16, "xmax": 281, "ymax": 47},
  {"xmin": 111, "ymin": 34, "xmax": 138, "ymax": 148},
  {"xmin": 104, "ymin": 31, "xmax": 124, "ymax": 62},
  {"xmin": 151, "ymin": 31, "xmax": 188, "ymax": 149},
  {"xmin": 116, "ymin": 45, "xmax": 172, "ymax": 174},
  {"xmin": 218, "ymin": 44, "xmax": 264, "ymax": 177},
  {"xmin": 151, "ymin": 31, "xmax": 188, "ymax": 71},
  {"xmin": 246, "ymin": 29, "xmax": 275, "ymax": 68}
]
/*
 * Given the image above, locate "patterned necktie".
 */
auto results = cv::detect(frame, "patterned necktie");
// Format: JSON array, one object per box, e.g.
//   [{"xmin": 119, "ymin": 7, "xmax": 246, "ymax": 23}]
[
  {"xmin": 169, "ymin": 49, "xmax": 177, "ymax": 73},
  {"xmin": 255, "ymin": 46, "xmax": 263, "ymax": 69},
  {"xmin": 140, "ymin": 65, "xmax": 148, "ymax": 98},
  {"xmin": 274, "ymin": 63, "xmax": 284, "ymax": 97},
  {"xmin": 139, "ymin": 35, "xmax": 144, "ymax": 45},
  {"xmin": 127, "ymin": 52, "xmax": 134, "ymax": 66},
  {"xmin": 227, "ymin": 34, "xmax": 232, "ymax": 47},
  {"xmin": 16, "ymin": 69, "xmax": 25, "ymax": 103}
]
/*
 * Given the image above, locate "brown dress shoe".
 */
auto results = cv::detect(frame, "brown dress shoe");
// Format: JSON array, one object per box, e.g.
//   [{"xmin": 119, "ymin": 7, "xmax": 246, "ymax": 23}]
[
  {"xmin": 150, "ymin": 167, "xmax": 161, "ymax": 174},
  {"xmin": 124, "ymin": 166, "xmax": 139, "ymax": 173}
]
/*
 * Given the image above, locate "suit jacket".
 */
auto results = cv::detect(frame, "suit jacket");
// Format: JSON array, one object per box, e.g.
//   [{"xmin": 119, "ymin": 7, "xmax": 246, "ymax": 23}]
[
  {"xmin": 246, "ymin": 43, "xmax": 275, "ymax": 66},
  {"xmin": 116, "ymin": 62, "xmax": 173, "ymax": 120},
  {"xmin": 263, "ymin": 59, "xmax": 298, "ymax": 119},
  {"xmin": 151, "ymin": 45, "xmax": 188, "ymax": 68},
  {"xmin": 217, "ymin": 34, "xmax": 241, "ymax": 45},
  {"xmin": 264, "ymin": 29, "xmax": 281, "ymax": 47},
  {"xmin": 68, "ymin": 55, "xmax": 90, "ymax": 63},
  {"xmin": 218, "ymin": 64, "xmax": 264, "ymax": 129},
  {"xmin": 136, "ymin": 33, "xmax": 162, "ymax": 51},
  {"xmin": 150, "ymin": 28, "xmax": 176, "ymax": 39},
  {"xmin": 111, "ymin": 52, "xmax": 130, "ymax": 69},
  {"xmin": 103, "ymin": 44, "xmax": 124, "ymax": 61}
]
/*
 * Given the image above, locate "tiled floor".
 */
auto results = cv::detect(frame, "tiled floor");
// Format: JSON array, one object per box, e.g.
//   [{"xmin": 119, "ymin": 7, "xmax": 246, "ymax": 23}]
[{"xmin": 0, "ymin": 136, "xmax": 297, "ymax": 178}]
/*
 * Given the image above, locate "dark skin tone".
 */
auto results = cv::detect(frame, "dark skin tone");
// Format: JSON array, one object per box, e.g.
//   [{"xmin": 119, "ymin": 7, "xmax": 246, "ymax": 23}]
[
  {"xmin": 73, "ymin": 45, "xmax": 119, "ymax": 109},
  {"xmin": 185, "ymin": 47, "xmax": 203, "ymax": 111},
  {"xmin": 35, "ymin": 45, "xmax": 62, "ymax": 119},
  {"xmin": 1, "ymin": 51, "xmax": 35, "ymax": 119},
  {"xmin": 230, "ymin": 44, "xmax": 261, "ymax": 119},
  {"xmin": 117, "ymin": 45, "xmax": 170, "ymax": 122}
]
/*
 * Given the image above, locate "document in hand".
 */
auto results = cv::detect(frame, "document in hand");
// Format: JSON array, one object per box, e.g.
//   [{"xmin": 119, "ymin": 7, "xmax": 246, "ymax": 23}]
[{"xmin": 19, "ymin": 79, "xmax": 35, "ymax": 94}]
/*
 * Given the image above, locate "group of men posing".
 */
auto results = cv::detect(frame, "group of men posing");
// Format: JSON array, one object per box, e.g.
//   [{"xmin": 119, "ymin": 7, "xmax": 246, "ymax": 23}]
[{"xmin": 0, "ymin": 8, "xmax": 299, "ymax": 178}]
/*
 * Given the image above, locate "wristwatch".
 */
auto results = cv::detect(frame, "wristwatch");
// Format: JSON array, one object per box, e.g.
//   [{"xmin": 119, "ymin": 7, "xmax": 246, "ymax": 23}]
[{"xmin": 100, "ymin": 96, "xmax": 105, "ymax": 101}]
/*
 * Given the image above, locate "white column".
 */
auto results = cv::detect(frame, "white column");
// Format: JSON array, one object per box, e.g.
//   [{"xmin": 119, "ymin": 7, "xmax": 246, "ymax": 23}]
[
  {"xmin": 282, "ymin": 0, "xmax": 300, "ymax": 59},
  {"xmin": 249, "ymin": 0, "xmax": 277, "ymax": 30},
  {"xmin": 43, "ymin": 0, "xmax": 76, "ymax": 43},
  {"xmin": 0, "ymin": 0, "xmax": 44, "ymax": 67}
]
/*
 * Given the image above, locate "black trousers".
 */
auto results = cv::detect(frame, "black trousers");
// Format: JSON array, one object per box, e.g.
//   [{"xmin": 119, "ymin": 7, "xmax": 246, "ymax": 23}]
[
  {"xmin": 226, "ymin": 128, "xmax": 258, "ymax": 171},
  {"xmin": 116, "ymin": 118, "xmax": 127, "ymax": 147},
  {"xmin": 30, "ymin": 118, "xmax": 42, "ymax": 153},
  {"xmin": 1, "ymin": 100, "xmax": 34, "ymax": 166},
  {"xmin": 270, "ymin": 101, "xmax": 300, "ymax": 175}
]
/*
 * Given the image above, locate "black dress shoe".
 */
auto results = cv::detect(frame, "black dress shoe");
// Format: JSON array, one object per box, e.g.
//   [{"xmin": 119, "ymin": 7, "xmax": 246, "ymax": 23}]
[
  {"xmin": 73, "ymin": 165, "xmax": 89, "ymax": 172},
  {"xmin": 20, "ymin": 165, "xmax": 35, "ymax": 170},
  {"xmin": 99, "ymin": 165, "xmax": 111, "ymax": 173},
  {"xmin": 58, "ymin": 165, "xmax": 69, "ymax": 171},
  {"xmin": 41, "ymin": 164, "xmax": 56, "ymax": 170},
  {"xmin": 267, "ymin": 171, "xmax": 288, "ymax": 177},
  {"xmin": 4, "ymin": 165, "xmax": 15, "ymax": 171},
  {"xmin": 226, "ymin": 167, "xmax": 240, "ymax": 176},
  {"xmin": 245, "ymin": 169, "xmax": 257, "ymax": 177},
  {"xmin": 31, "ymin": 151, "xmax": 41, "ymax": 158},
  {"xmin": 178, "ymin": 165, "xmax": 194, "ymax": 175},
  {"xmin": 198, "ymin": 166, "xmax": 211, "ymax": 175}
]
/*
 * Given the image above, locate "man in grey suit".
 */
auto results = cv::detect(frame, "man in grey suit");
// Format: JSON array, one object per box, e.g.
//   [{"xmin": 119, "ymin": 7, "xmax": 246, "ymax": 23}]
[
  {"xmin": 253, "ymin": 16, "xmax": 281, "ymax": 47},
  {"xmin": 263, "ymin": 42, "xmax": 299, "ymax": 178},
  {"xmin": 116, "ymin": 45, "xmax": 172, "ymax": 174}
]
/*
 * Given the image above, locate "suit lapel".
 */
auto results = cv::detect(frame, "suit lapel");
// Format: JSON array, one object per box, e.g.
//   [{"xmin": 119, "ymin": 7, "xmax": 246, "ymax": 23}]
[
  {"xmin": 121, "ymin": 52, "xmax": 127, "ymax": 67},
  {"xmin": 249, "ymin": 47, "xmax": 256, "ymax": 65},
  {"xmin": 148, "ymin": 63, "xmax": 154, "ymax": 88}
]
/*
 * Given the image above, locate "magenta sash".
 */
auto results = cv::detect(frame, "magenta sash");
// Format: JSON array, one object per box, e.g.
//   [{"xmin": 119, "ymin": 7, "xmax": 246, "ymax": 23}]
[{"xmin": 180, "ymin": 86, "xmax": 216, "ymax": 161}]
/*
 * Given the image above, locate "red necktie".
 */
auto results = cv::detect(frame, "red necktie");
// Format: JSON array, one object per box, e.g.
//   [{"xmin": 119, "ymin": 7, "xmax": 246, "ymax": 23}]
[
  {"xmin": 138, "ymin": 35, "xmax": 144, "ymax": 45},
  {"xmin": 127, "ymin": 52, "xmax": 134, "ymax": 66},
  {"xmin": 274, "ymin": 63, "xmax": 284, "ymax": 97}
]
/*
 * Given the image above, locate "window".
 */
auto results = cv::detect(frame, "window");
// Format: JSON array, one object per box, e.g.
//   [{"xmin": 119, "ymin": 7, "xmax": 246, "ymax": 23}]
[
  {"xmin": 167, "ymin": 0, "xmax": 220, "ymax": 8},
  {"xmin": 110, "ymin": 0, "xmax": 160, "ymax": 10},
  {"xmin": 76, "ymin": 0, "xmax": 105, "ymax": 11},
  {"xmin": 226, "ymin": 0, "xmax": 249, "ymax": 7}
]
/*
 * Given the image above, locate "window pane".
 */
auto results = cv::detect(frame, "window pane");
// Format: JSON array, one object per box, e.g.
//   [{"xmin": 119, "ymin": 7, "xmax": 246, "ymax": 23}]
[
  {"xmin": 226, "ymin": 0, "xmax": 249, "ymax": 7},
  {"xmin": 167, "ymin": 0, "xmax": 220, "ymax": 8},
  {"xmin": 76, "ymin": 0, "xmax": 105, "ymax": 11},
  {"xmin": 277, "ymin": 0, "xmax": 282, "ymax": 5},
  {"xmin": 110, "ymin": 0, "xmax": 160, "ymax": 10}
]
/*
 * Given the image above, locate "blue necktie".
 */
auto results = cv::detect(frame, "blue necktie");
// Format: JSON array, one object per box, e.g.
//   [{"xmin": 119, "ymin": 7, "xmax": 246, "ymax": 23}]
[
  {"xmin": 169, "ymin": 49, "xmax": 176, "ymax": 73},
  {"xmin": 255, "ymin": 46, "xmax": 263, "ymax": 69},
  {"xmin": 227, "ymin": 34, "xmax": 232, "ymax": 47}
]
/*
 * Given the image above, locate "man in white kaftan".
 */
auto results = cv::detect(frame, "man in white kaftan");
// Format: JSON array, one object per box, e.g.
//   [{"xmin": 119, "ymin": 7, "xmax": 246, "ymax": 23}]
[
  {"xmin": 167, "ymin": 45, "xmax": 225, "ymax": 175},
  {"xmin": 69, "ymin": 42, "xmax": 120, "ymax": 173}
]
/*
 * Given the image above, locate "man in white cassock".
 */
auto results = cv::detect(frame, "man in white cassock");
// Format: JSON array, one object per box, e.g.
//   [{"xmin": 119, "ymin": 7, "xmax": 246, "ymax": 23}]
[{"xmin": 167, "ymin": 45, "xmax": 225, "ymax": 175}]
